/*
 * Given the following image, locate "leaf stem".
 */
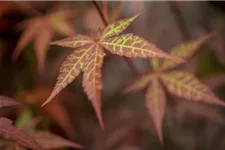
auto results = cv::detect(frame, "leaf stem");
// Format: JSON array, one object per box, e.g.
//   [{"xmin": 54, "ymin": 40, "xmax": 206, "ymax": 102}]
[
  {"xmin": 168, "ymin": 1, "xmax": 190, "ymax": 41},
  {"xmin": 103, "ymin": 0, "xmax": 109, "ymax": 23},
  {"xmin": 92, "ymin": 0, "xmax": 140, "ymax": 76},
  {"xmin": 92, "ymin": 1, "xmax": 108, "ymax": 26}
]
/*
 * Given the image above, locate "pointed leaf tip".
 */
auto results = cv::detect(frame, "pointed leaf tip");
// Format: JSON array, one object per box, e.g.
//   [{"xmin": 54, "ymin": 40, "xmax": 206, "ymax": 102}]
[
  {"xmin": 50, "ymin": 35, "xmax": 92, "ymax": 49},
  {"xmin": 101, "ymin": 13, "xmax": 141, "ymax": 39},
  {"xmin": 145, "ymin": 79, "xmax": 166, "ymax": 145}
]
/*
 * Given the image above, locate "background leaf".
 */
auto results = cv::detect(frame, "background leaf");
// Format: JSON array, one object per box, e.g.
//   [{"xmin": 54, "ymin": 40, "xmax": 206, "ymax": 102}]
[
  {"xmin": 145, "ymin": 78, "xmax": 166, "ymax": 145},
  {"xmin": 0, "ymin": 117, "xmax": 43, "ymax": 150},
  {"xmin": 34, "ymin": 131, "xmax": 82, "ymax": 149},
  {"xmin": 0, "ymin": 96, "xmax": 19, "ymax": 108},
  {"xmin": 123, "ymin": 74, "xmax": 155, "ymax": 93},
  {"xmin": 160, "ymin": 71, "xmax": 225, "ymax": 106},
  {"xmin": 159, "ymin": 33, "xmax": 214, "ymax": 71}
]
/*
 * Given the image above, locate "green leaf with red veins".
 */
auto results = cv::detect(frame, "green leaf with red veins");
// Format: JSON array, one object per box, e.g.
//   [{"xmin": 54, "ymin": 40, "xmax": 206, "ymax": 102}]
[
  {"xmin": 145, "ymin": 78, "xmax": 166, "ymax": 145},
  {"xmin": 160, "ymin": 71, "xmax": 225, "ymax": 106},
  {"xmin": 101, "ymin": 33, "xmax": 184, "ymax": 63},
  {"xmin": 82, "ymin": 45, "xmax": 106, "ymax": 129},
  {"xmin": 101, "ymin": 13, "xmax": 141, "ymax": 39},
  {"xmin": 42, "ymin": 45, "xmax": 94, "ymax": 106}
]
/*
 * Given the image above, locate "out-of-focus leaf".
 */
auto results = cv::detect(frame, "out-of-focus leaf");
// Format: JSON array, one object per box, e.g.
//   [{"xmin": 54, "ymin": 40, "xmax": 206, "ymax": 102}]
[
  {"xmin": 34, "ymin": 131, "xmax": 82, "ymax": 149},
  {"xmin": 13, "ymin": 9, "xmax": 76, "ymax": 73},
  {"xmin": 145, "ymin": 78, "xmax": 166, "ymax": 145},
  {"xmin": 203, "ymin": 73, "xmax": 225, "ymax": 89},
  {"xmin": 34, "ymin": 26, "xmax": 53, "ymax": 73},
  {"xmin": 17, "ymin": 85, "xmax": 77, "ymax": 140},
  {"xmin": 0, "ymin": 96, "xmax": 19, "ymax": 108},
  {"xmin": 159, "ymin": 33, "xmax": 214, "ymax": 71},
  {"xmin": 0, "ymin": 117, "xmax": 43, "ymax": 150},
  {"xmin": 122, "ymin": 74, "xmax": 155, "ymax": 93},
  {"xmin": 15, "ymin": 107, "xmax": 33, "ymax": 128},
  {"xmin": 160, "ymin": 71, "xmax": 225, "ymax": 106},
  {"xmin": 175, "ymin": 100, "xmax": 225, "ymax": 125}
]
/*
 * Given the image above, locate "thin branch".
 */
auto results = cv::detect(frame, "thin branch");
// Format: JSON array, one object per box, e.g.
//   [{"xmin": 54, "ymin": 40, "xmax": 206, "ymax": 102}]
[
  {"xmin": 169, "ymin": 1, "xmax": 190, "ymax": 41},
  {"xmin": 92, "ymin": 1, "xmax": 108, "ymax": 26},
  {"xmin": 92, "ymin": 0, "xmax": 140, "ymax": 76},
  {"xmin": 103, "ymin": 0, "xmax": 109, "ymax": 23}
]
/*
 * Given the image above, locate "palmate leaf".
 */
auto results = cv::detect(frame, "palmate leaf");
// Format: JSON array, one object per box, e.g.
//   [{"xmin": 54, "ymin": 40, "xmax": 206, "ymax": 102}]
[
  {"xmin": 101, "ymin": 33, "xmax": 184, "ymax": 62},
  {"xmin": 160, "ymin": 71, "xmax": 225, "ymax": 106},
  {"xmin": 123, "ymin": 32, "xmax": 225, "ymax": 144},
  {"xmin": 158, "ymin": 33, "xmax": 214, "ymax": 71},
  {"xmin": 13, "ymin": 9, "xmax": 76, "ymax": 73},
  {"xmin": 145, "ymin": 78, "xmax": 166, "ymax": 145},
  {"xmin": 43, "ymin": 13, "xmax": 184, "ymax": 129}
]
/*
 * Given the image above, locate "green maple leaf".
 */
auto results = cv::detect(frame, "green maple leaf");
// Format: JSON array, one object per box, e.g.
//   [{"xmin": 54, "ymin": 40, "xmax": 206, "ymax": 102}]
[
  {"xmin": 42, "ymin": 13, "xmax": 184, "ymax": 129},
  {"xmin": 123, "ymin": 33, "xmax": 225, "ymax": 144}
]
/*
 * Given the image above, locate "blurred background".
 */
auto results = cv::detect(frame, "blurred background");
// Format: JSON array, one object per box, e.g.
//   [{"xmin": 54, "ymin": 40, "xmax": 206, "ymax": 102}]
[{"xmin": 0, "ymin": 1, "xmax": 225, "ymax": 150}]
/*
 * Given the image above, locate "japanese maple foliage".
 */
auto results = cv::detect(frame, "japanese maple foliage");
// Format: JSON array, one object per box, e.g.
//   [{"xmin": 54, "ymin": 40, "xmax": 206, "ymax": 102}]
[
  {"xmin": 42, "ymin": 13, "xmax": 185, "ymax": 129},
  {"xmin": 123, "ymin": 33, "xmax": 225, "ymax": 144},
  {"xmin": 13, "ymin": 9, "xmax": 75, "ymax": 73}
]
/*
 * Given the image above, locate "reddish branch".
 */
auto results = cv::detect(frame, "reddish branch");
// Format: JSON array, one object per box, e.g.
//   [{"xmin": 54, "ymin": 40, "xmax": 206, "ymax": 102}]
[
  {"xmin": 92, "ymin": 0, "xmax": 140, "ymax": 76},
  {"xmin": 169, "ymin": 1, "xmax": 190, "ymax": 41}
]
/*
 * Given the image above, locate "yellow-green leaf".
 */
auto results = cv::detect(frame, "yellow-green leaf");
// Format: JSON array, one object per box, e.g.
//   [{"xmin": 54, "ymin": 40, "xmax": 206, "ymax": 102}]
[
  {"xmin": 159, "ymin": 33, "xmax": 214, "ymax": 71},
  {"xmin": 50, "ymin": 34, "xmax": 93, "ymax": 49},
  {"xmin": 82, "ymin": 45, "xmax": 106, "ymax": 129},
  {"xmin": 101, "ymin": 33, "xmax": 184, "ymax": 62},
  {"xmin": 100, "ymin": 13, "xmax": 141, "ymax": 39},
  {"xmin": 150, "ymin": 58, "xmax": 160, "ymax": 71},
  {"xmin": 42, "ymin": 45, "xmax": 94, "ymax": 106},
  {"xmin": 145, "ymin": 78, "xmax": 166, "ymax": 145},
  {"xmin": 160, "ymin": 71, "xmax": 225, "ymax": 106},
  {"xmin": 123, "ymin": 74, "xmax": 155, "ymax": 93}
]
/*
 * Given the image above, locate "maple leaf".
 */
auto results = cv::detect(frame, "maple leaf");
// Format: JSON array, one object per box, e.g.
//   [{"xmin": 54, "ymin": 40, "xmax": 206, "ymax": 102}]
[
  {"xmin": 42, "ymin": 13, "xmax": 184, "ymax": 129},
  {"xmin": 13, "ymin": 9, "xmax": 76, "ymax": 73},
  {"xmin": 0, "ymin": 96, "xmax": 19, "ymax": 108},
  {"xmin": 123, "ymin": 34, "xmax": 225, "ymax": 144},
  {"xmin": 34, "ymin": 131, "xmax": 82, "ymax": 149},
  {"xmin": 0, "ymin": 117, "xmax": 43, "ymax": 150}
]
